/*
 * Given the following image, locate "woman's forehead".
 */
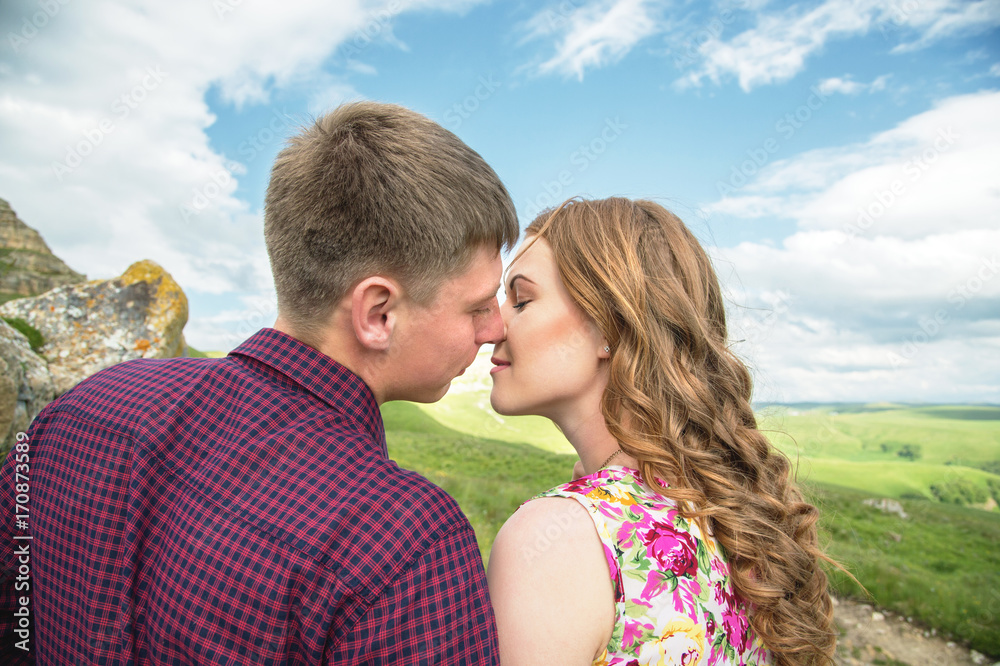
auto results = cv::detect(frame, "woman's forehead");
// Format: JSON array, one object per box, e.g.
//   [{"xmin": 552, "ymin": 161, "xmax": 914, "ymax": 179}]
[{"xmin": 506, "ymin": 235, "xmax": 551, "ymax": 277}]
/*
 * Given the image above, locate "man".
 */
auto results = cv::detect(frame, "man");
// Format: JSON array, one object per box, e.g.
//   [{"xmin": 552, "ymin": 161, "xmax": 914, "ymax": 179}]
[{"xmin": 0, "ymin": 102, "xmax": 519, "ymax": 664}]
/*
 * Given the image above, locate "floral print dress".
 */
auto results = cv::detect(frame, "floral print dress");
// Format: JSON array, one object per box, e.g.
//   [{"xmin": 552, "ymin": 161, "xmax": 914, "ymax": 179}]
[{"xmin": 533, "ymin": 466, "xmax": 772, "ymax": 666}]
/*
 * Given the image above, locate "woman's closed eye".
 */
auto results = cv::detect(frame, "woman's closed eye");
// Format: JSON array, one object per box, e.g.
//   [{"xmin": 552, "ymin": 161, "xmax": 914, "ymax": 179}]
[{"xmin": 512, "ymin": 300, "xmax": 530, "ymax": 310}]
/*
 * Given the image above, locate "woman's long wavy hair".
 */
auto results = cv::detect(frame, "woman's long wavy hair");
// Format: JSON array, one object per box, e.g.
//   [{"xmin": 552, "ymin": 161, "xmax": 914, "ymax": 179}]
[{"xmin": 526, "ymin": 197, "xmax": 838, "ymax": 665}]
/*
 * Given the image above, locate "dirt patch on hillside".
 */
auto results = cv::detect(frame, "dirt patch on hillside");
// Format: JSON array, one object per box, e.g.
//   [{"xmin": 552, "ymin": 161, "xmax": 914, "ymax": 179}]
[{"xmin": 833, "ymin": 596, "xmax": 996, "ymax": 665}]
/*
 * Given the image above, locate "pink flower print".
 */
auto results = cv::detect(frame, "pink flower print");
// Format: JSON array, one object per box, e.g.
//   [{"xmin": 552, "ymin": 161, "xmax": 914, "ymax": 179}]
[
  {"xmin": 670, "ymin": 581, "xmax": 700, "ymax": 617},
  {"xmin": 621, "ymin": 618, "xmax": 653, "ymax": 651},
  {"xmin": 604, "ymin": 543, "xmax": 625, "ymax": 601},
  {"xmin": 640, "ymin": 519, "xmax": 699, "ymax": 579},
  {"xmin": 714, "ymin": 582, "xmax": 751, "ymax": 653},
  {"xmin": 709, "ymin": 555, "xmax": 730, "ymax": 578},
  {"xmin": 640, "ymin": 570, "xmax": 673, "ymax": 600},
  {"xmin": 616, "ymin": 520, "xmax": 643, "ymax": 549},
  {"xmin": 563, "ymin": 477, "xmax": 593, "ymax": 494}
]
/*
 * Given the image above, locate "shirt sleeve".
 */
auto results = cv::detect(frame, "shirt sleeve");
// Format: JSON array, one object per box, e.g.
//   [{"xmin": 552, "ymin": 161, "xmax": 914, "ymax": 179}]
[{"xmin": 328, "ymin": 521, "xmax": 500, "ymax": 665}]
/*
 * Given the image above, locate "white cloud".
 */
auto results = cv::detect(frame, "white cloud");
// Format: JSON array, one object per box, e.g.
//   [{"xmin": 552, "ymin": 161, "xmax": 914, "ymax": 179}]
[
  {"xmin": 518, "ymin": 0, "xmax": 999, "ymax": 91},
  {"xmin": 817, "ymin": 77, "xmax": 864, "ymax": 96},
  {"xmin": 745, "ymin": 333, "xmax": 1000, "ymax": 404},
  {"xmin": 520, "ymin": 0, "xmax": 660, "ymax": 80},
  {"xmin": 817, "ymin": 74, "xmax": 890, "ymax": 95},
  {"xmin": 679, "ymin": 0, "xmax": 1000, "ymax": 91},
  {"xmin": 679, "ymin": 0, "xmax": 877, "ymax": 91},
  {"xmin": 709, "ymin": 90, "xmax": 1000, "ymax": 238},
  {"xmin": 0, "ymin": 0, "xmax": 481, "ymax": 351},
  {"xmin": 709, "ymin": 91, "xmax": 1000, "ymax": 402},
  {"xmin": 702, "ymin": 250, "xmax": 993, "ymax": 403},
  {"xmin": 890, "ymin": 0, "xmax": 1000, "ymax": 53}
]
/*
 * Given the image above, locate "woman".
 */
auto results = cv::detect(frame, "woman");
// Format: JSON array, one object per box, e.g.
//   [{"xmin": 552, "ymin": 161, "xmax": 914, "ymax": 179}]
[{"xmin": 487, "ymin": 198, "xmax": 836, "ymax": 665}]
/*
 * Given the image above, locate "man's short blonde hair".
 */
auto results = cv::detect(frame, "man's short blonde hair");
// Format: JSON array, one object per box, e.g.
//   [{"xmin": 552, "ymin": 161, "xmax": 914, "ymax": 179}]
[{"xmin": 264, "ymin": 102, "xmax": 519, "ymax": 340}]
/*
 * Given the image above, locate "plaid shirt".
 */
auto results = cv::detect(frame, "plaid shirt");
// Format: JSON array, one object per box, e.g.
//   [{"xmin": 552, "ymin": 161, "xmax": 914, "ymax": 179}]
[{"xmin": 0, "ymin": 328, "xmax": 499, "ymax": 664}]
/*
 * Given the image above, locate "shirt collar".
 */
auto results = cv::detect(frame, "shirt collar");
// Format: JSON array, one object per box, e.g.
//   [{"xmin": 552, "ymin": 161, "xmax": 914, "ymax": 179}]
[{"xmin": 228, "ymin": 327, "xmax": 386, "ymax": 453}]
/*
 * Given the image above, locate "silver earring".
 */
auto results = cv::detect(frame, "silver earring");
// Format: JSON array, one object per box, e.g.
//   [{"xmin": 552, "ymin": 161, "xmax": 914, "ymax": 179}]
[{"xmin": 604, "ymin": 345, "xmax": 610, "ymax": 353}]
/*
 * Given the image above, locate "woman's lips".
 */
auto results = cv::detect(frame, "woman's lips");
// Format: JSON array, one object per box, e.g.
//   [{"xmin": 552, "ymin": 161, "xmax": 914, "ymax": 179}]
[{"xmin": 490, "ymin": 356, "xmax": 510, "ymax": 375}]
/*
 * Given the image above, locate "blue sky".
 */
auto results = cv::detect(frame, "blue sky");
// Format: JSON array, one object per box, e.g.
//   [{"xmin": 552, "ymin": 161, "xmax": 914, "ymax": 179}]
[{"xmin": 1, "ymin": 0, "xmax": 998, "ymax": 403}]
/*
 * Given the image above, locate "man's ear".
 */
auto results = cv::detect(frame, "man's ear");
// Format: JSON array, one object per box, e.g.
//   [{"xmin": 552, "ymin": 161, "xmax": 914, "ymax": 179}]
[{"xmin": 350, "ymin": 276, "xmax": 399, "ymax": 351}]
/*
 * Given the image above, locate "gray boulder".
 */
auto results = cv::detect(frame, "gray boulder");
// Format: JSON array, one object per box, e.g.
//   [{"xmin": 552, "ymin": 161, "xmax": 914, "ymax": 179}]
[
  {"xmin": 0, "ymin": 320, "xmax": 55, "ymax": 461},
  {"xmin": 0, "ymin": 260, "xmax": 188, "ymax": 396}
]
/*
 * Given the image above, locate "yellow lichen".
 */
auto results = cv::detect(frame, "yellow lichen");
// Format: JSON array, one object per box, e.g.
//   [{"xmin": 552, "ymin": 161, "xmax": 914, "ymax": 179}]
[{"xmin": 119, "ymin": 260, "xmax": 189, "ymax": 358}]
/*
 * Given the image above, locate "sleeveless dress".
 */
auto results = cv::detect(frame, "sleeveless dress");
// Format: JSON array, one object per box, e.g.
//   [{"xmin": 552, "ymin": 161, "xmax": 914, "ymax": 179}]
[{"xmin": 533, "ymin": 466, "xmax": 772, "ymax": 666}]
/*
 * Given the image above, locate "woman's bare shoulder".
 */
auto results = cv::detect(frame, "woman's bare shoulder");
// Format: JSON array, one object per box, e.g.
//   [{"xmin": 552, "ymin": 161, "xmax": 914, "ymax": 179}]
[
  {"xmin": 498, "ymin": 495, "xmax": 592, "ymax": 544},
  {"xmin": 487, "ymin": 496, "xmax": 614, "ymax": 665}
]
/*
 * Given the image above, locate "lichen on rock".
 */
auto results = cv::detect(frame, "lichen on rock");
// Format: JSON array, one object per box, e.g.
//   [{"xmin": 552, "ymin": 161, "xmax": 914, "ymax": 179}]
[{"xmin": 0, "ymin": 260, "xmax": 188, "ymax": 396}]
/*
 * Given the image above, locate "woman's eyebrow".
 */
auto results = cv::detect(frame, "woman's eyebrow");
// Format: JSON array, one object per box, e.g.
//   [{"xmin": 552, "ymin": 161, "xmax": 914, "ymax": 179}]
[{"xmin": 507, "ymin": 273, "xmax": 536, "ymax": 292}]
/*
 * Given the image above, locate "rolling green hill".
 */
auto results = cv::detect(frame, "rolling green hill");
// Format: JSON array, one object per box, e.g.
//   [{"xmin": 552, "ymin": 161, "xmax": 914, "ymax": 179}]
[{"xmin": 760, "ymin": 404, "xmax": 1000, "ymax": 509}]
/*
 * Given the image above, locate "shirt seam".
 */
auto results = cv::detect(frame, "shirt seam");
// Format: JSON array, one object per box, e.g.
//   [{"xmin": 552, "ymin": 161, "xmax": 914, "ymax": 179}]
[{"xmin": 329, "ymin": 519, "xmax": 474, "ymax": 653}]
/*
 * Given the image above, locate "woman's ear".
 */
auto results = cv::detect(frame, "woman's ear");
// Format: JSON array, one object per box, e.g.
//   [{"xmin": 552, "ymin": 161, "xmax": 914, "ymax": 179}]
[{"xmin": 351, "ymin": 277, "xmax": 399, "ymax": 351}]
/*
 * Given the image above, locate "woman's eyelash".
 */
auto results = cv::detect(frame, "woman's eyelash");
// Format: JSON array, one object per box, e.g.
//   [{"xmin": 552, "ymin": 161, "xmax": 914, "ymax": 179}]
[{"xmin": 512, "ymin": 300, "xmax": 529, "ymax": 310}]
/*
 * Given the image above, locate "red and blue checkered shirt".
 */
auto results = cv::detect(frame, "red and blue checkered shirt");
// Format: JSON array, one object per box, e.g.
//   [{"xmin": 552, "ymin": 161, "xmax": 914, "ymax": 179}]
[{"xmin": 0, "ymin": 327, "xmax": 499, "ymax": 664}]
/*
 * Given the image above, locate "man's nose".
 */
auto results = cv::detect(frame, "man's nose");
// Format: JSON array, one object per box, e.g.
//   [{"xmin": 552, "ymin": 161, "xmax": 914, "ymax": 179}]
[{"xmin": 477, "ymin": 297, "xmax": 505, "ymax": 345}]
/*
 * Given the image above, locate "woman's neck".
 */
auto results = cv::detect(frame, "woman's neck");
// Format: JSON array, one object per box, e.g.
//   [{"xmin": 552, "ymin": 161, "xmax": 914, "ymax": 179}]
[{"xmin": 553, "ymin": 405, "xmax": 640, "ymax": 476}]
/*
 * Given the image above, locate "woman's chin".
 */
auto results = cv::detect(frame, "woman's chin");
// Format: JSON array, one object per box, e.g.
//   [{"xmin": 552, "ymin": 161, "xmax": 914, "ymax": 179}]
[
  {"xmin": 489, "ymin": 391, "xmax": 508, "ymax": 415},
  {"xmin": 489, "ymin": 391, "xmax": 524, "ymax": 417}
]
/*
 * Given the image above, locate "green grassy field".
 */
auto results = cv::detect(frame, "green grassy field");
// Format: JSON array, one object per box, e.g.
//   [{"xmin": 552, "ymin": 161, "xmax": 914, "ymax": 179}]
[
  {"xmin": 382, "ymin": 400, "xmax": 574, "ymax": 555},
  {"xmin": 382, "ymin": 390, "xmax": 1000, "ymax": 657},
  {"xmin": 812, "ymin": 482, "xmax": 1000, "ymax": 656}
]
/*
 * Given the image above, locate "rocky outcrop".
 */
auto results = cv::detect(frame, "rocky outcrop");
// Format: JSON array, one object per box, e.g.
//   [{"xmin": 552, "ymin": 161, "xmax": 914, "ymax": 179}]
[
  {"xmin": 0, "ymin": 198, "xmax": 85, "ymax": 301},
  {"xmin": 0, "ymin": 320, "xmax": 55, "ymax": 461},
  {"xmin": 0, "ymin": 260, "xmax": 188, "ymax": 396}
]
